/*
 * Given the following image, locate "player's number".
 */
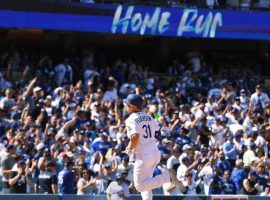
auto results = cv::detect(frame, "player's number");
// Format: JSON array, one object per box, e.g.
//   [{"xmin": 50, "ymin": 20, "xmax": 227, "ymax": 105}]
[{"xmin": 142, "ymin": 124, "xmax": 151, "ymax": 138}]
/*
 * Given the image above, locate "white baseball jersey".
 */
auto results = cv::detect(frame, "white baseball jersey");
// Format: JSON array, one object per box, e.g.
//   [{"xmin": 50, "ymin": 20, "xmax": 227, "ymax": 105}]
[{"xmin": 125, "ymin": 112, "xmax": 159, "ymax": 154}]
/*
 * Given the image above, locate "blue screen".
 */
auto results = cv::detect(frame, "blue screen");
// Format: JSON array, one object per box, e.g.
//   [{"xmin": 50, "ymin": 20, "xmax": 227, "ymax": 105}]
[{"xmin": 0, "ymin": 4, "xmax": 269, "ymax": 40}]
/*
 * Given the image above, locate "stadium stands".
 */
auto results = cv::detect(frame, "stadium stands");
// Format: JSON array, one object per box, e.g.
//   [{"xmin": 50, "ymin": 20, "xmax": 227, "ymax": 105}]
[{"xmin": 0, "ymin": 0, "xmax": 269, "ymax": 198}]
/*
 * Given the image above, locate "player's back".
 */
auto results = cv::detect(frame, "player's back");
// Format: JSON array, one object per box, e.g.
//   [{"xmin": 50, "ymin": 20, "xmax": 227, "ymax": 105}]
[{"xmin": 125, "ymin": 112, "xmax": 159, "ymax": 154}]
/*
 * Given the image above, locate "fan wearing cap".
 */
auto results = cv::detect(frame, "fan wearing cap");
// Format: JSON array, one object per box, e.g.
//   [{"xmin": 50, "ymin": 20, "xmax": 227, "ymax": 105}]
[
  {"xmin": 106, "ymin": 172, "xmax": 130, "ymax": 200},
  {"xmin": 250, "ymin": 84, "xmax": 270, "ymax": 113},
  {"xmin": 35, "ymin": 161, "xmax": 57, "ymax": 194},
  {"xmin": 57, "ymin": 161, "xmax": 75, "ymax": 194},
  {"xmin": 44, "ymin": 95, "xmax": 55, "ymax": 117},
  {"xmin": 123, "ymin": 94, "xmax": 180, "ymax": 200},
  {"xmin": 243, "ymin": 170, "xmax": 261, "ymax": 195},
  {"xmin": 239, "ymin": 89, "xmax": 249, "ymax": 111},
  {"xmin": 208, "ymin": 165, "xmax": 223, "ymax": 194},
  {"xmin": 91, "ymin": 132, "xmax": 111, "ymax": 157},
  {"xmin": 231, "ymin": 159, "xmax": 248, "ymax": 193},
  {"xmin": 8, "ymin": 160, "xmax": 31, "ymax": 193},
  {"xmin": 1, "ymin": 144, "xmax": 16, "ymax": 193},
  {"xmin": 102, "ymin": 78, "xmax": 118, "ymax": 103},
  {"xmin": 223, "ymin": 132, "xmax": 238, "ymax": 168}
]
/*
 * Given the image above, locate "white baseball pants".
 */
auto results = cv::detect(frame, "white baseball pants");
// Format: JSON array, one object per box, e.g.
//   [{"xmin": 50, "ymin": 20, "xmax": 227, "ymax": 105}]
[{"xmin": 133, "ymin": 150, "xmax": 170, "ymax": 200}]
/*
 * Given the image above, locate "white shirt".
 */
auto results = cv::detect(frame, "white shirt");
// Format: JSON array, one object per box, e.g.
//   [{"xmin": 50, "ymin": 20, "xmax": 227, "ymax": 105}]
[
  {"xmin": 255, "ymin": 135, "xmax": 266, "ymax": 148},
  {"xmin": 163, "ymin": 182, "xmax": 181, "ymax": 195},
  {"xmin": 198, "ymin": 165, "xmax": 213, "ymax": 195},
  {"xmin": 204, "ymin": 102, "xmax": 218, "ymax": 114},
  {"xmin": 250, "ymin": 92, "xmax": 270, "ymax": 109},
  {"xmin": 177, "ymin": 164, "xmax": 188, "ymax": 182},
  {"xmin": 240, "ymin": 96, "xmax": 249, "ymax": 111},
  {"xmin": 190, "ymin": 56, "xmax": 201, "ymax": 73},
  {"xmin": 225, "ymin": 112, "xmax": 239, "ymax": 125},
  {"xmin": 210, "ymin": 123, "xmax": 225, "ymax": 146},
  {"xmin": 103, "ymin": 89, "xmax": 118, "ymax": 103},
  {"xmin": 117, "ymin": 163, "xmax": 134, "ymax": 182},
  {"xmin": 125, "ymin": 112, "xmax": 159, "ymax": 154},
  {"xmin": 55, "ymin": 63, "xmax": 73, "ymax": 86},
  {"xmin": 83, "ymin": 69, "xmax": 99, "ymax": 86},
  {"xmin": 167, "ymin": 155, "xmax": 179, "ymax": 170},
  {"xmin": 77, "ymin": 178, "xmax": 94, "ymax": 195},
  {"xmin": 106, "ymin": 181, "xmax": 130, "ymax": 200},
  {"xmin": 119, "ymin": 83, "xmax": 136, "ymax": 94},
  {"xmin": 0, "ymin": 97, "xmax": 15, "ymax": 109},
  {"xmin": 243, "ymin": 149, "xmax": 256, "ymax": 166},
  {"xmin": 208, "ymin": 88, "xmax": 222, "ymax": 99}
]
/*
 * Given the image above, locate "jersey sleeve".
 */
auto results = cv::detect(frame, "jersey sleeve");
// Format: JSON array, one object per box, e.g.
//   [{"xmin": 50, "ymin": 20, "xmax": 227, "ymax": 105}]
[{"xmin": 125, "ymin": 120, "xmax": 140, "ymax": 138}]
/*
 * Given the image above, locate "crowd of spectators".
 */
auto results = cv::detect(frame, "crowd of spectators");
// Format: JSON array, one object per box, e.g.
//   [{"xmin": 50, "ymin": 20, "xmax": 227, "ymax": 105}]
[{"xmin": 0, "ymin": 46, "xmax": 269, "ymax": 197}]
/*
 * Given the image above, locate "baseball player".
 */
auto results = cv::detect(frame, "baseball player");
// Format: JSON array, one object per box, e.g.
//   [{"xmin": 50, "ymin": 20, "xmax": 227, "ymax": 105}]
[{"xmin": 123, "ymin": 94, "xmax": 180, "ymax": 200}]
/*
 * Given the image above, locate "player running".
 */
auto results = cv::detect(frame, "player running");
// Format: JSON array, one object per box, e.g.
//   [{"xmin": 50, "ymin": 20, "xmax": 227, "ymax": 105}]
[{"xmin": 123, "ymin": 94, "xmax": 181, "ymax": 200}]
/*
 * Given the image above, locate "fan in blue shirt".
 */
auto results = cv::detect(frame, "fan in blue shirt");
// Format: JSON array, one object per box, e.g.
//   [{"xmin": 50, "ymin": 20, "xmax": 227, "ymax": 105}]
[
  {"xmin": 91, "ymin": 132, "xmax": 112, "ymax": 156},
  {"xmin": 58, "ymin": 161, "xmax": 75, "ymax": 194},
  {"xmin": 230, "ymin": 160, "xmax": 248, "ymax": 192},
  {"xmin": 222, "ymin": 170, "xmax": 236, "ymax": 194}
]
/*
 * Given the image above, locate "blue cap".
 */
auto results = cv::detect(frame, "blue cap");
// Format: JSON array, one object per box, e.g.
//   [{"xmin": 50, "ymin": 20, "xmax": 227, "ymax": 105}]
[
  {"xmin": 17, "ymin": 160, "xmax": 26, "ymax": 167},
  {"xmin": 0, "ymin": 135, "xmax": 8, "ymax": 144},
  {"xmin": 16, "ymin": 149, "xmax": 24, "ymax": 155},
  {"xmin": 6, "ymin": 144, "xmax": 14, "ymax": 151},
  {"xmin": 122, "ymin": 156, "xmax": 129, "ymax": 162},
  {"xmin": 115, "ymin": 172, "xmax": 124, "ymax": 180},
  {"xmin": 213, "ymin": 165, "xmax": 221, "ymax": 170},
  {"xmin": 123, "ymin": 94, "xmax": 143, "ymax": 109},
  {"xmin": 235, "ymin": 132, "xmax": 242, "ymax": 138},
  {"xmin": 249, "ymin": 170, "xmax": 258, "ymax": 177},
  {"xmin": 103, "ymin": 163, "xmax": 110, "ymax": 169},
  {"xmin": 201, "ymin": 147, "xmax": 208, "ymax": 152},
  {"xmin": 227, "ymin": 132, "xmax": 234, "ymax": 138},
  {"xmin": 79, "ymin": 149, "xmax": 86, "ymax": 154},
  {"xmin": 240, "ymin": 89, "xmax": 246, "ymax": 93},
  {"xmin": 23, "ymin": 154, "xmax": 30, "ymax": 160},
  {"xmin": 34, "ymin": 154, "xmax": 41, "ymax": 160}
]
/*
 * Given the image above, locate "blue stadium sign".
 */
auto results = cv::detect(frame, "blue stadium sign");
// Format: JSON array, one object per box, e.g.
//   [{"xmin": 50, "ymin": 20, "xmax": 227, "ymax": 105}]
[
  {"xmin": 0, "ymin": 1, "xmax": 269, "ymax": 40},
  {"xmin": 111, "ymin": 6, "xmax": 222, "ymax": 38}
]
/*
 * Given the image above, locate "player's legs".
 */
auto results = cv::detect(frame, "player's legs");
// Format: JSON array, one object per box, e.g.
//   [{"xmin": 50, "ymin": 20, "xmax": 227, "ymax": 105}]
[
  {"xmin": 134, "ymin": 151, "xmax": 170, "ymax": 197},
  {"xmin": 141, "ymin": 190, "xmax": 153, "ymax": 200},
  {"xmin": 139, "ymin": 152, "xmax": 160, "ymax": 200}
]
